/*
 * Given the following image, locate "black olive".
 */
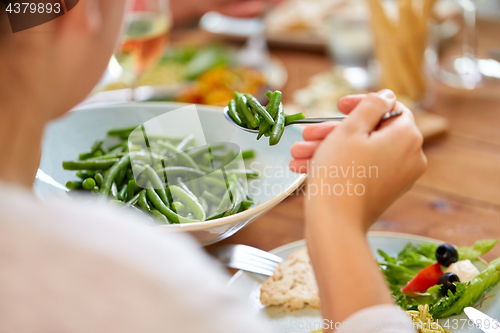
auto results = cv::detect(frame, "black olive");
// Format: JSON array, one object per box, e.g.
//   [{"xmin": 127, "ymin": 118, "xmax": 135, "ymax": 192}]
[
  {"xmin": 435, "ymin": 243, "xmax": 459, "ymax": 267},
  {"xmin": 438, "ymin": 272, "xmax": 460, "ymax": 295}
]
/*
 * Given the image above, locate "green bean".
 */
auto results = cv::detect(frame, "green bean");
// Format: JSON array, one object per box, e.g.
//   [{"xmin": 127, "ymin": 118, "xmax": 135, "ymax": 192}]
[
  {"xmin": 206, "ymin": 212, "xmax": 225, "ymax": 220},
  {"xmin": 265, "ymin": 90, "xmax": 273, "ymax": 99},
  {"xmin": 213, "ymin": 182, "xmax": 236, "ymax": 216},
  {"xmin": 78, "ymin": 140, "xmax": 104, "ymax": 160},
  {"xmin": 128, "ymin": 132, "xmax": 183, "ymax": 143},
  {"xmin": 235, "ymin": 93, "xmax": 258, "ymax": 129},
  {"xmin": 211, "ymin": 169, "xmax": 259, "ymax": 179},
  {"xmin": 176, "ymin": 177, "xmax": 198, "ymax": 201},
  {"xmin": 176, "ymin": 134, "xmax": 195, "ymax": 151},
  {"xmin": 224, "ymin": 181, "xmax": 243, "ymax": 217},
  {"xmin": 186, "ymin": 144, "xmax": 225, "ymax": 159},
  {"xmin": 190, "ymin": 178, "xmax": 201, "ymax": 197},
  {"xmin": 94, "ymin": 173, "xmax": 104, "ymax": 187},
  {"xmin": 99, "ymin": 154, "xmax": 130, "ymax": 197},
  {"xmin": 254, "ymin": 113, "xmax": 261, "ymax": 127},
  {"xmin": 227, "ymin": 99, "xmax": 243, "ymax": 126},
  {"xmin": 115, "ymin": 167, "xmax": 127, "ymax": 186},
  {"xmin": 240, "ymin": 199, "xmax": 253, "ymax": 211},
  {"xmin": 76, "ymin": 171, "xmax": 95, "ymax": 179},
  {"xmin": 205, "ymin": 151, "xmax": 227, "ymax": 161},
  {"xmin": 197, "ymin": 165, "xmax": 214, "ymax": 174},
  {"xmin": 127, "ymin": 179, "xmax": 136, "ymax": 200},
  {"xmin": 198, "ymin": 196, "xmax": 208, "ymax": 213},
  {"xmin": 91, "ymin": 186, "xmax": 99, "ymax": 194},
  {"xmin": 244, "ymin": 93, "xmax": 275, "ymax": 125},
  {"xmin": 142, "ymin": 164, "xmax": 169, "ymax": 205},
  {"xmin": 169, "ymin": 185, "xmax": 206, "ymax": 221},
  {"xmin": 145, "ymin": 182, "xmax": 197, "ymax": 224},
  {"xmin": 285, "ymin": 112, "xmax": 306, "ymax": 125},
  {"xmin": 138, "ymin": 190, "xmax": 151, "ymax": 212},
  {"xmin": 66, "ymin": 181, "xmax": 82, "ymax": 190},
  {"xmin": 155, "ymin": 166, "xmax": 205, "ymax": 179},
  {"xmin": 126, "ymin": 192, "xmax": 140, "ymax": 206},
  {"xmin": 157, "ymin": 141, "xmax": 200, "ymax": 170},
  {"xmin": 172, "ymin": 201, "xmax": 186, "ymax": 213},
  {"xmin": 63, "ymin": 159, "xmax": 119, "ymax": 171},
  {"xmin": 118, "ymin": 184, "xmax": 128, "ymax": 201},
  {"xmin": 108, "ymin": 142, "xmax": 125, "ymax": 152},
  {"xmin": 82, "ymin": 178, "xmax": 96, "ymax": 190},
  {"xmin": 230, "ymin": 169, "xmax": 259, "ymax": 179},
  {"xmin": 221, "ymin": 150, "xmax": 237, "ymax": 166},
  {"xmin": 241, "ymin": 150, "xmax": 255, "ymax": 159},
  {"xmin": 202, "ymin": 176, "xmax": 228, "ymax": 191},
  {"xmin": 111, "ymin": 182, "xmax": 118, "ymax": 199},
  {"xmin": 126, "ymin": 168, "xmax": 134, "ymax": 181},
  {"xmin": 87, "ymin": 152, "xmax": 126, "ymax": 161},
  {"xmin": 202, "ymin": 190, "xmax": 221, "ymax": 205},
  {"xmin": 107, "ymin": 125, "xmax": 138, "ymax": 137},
  {"xmin": 150, "ymin": 209, "xmax": 169, "ymax": 224},
  {"xmin": 258, "ymin": 90, "xmax": 282, "ymax": 139},
  {"xmin": 269, "ymin": 102, "xmax": 285, "ymax": 146}
]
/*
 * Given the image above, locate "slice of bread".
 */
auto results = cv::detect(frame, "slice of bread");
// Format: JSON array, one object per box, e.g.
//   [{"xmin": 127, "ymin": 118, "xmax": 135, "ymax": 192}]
[{"xmin": 260, "ymin": 247, "xmax": 319, "ymax": 310}]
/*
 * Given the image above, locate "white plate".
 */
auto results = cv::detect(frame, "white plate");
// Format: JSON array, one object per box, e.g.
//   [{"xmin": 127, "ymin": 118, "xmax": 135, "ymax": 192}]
[{"xmin": 227, "ymin": 232, "xmax": 498, "ymax": 333}]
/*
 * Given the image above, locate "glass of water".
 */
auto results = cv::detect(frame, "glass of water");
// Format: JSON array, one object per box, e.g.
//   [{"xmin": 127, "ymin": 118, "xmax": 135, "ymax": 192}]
[{"xmin": 325, "ymin": 1, "xmax": 374, "ymax": 91}]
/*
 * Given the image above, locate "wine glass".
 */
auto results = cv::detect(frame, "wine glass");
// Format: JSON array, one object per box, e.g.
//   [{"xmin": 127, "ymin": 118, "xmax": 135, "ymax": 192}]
[
  {"xmin": 114, "ymin": 0, "xmax": 171, "ymax": 101},
  {"xmin": 439, "ymin": 0, "xmax": 499, "ymax": 89}
]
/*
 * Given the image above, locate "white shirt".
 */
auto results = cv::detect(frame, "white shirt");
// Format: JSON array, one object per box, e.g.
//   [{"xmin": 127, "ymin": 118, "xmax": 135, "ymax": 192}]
[{"xmin": 0, "ymin": 183, "xmax": 415, "ymax": 333}]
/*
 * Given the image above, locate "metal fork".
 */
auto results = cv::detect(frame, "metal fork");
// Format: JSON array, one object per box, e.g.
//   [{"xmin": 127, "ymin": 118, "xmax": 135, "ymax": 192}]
[{"xmin": 208, "ymin": 244, "xmax": 283, "ymax": 276}]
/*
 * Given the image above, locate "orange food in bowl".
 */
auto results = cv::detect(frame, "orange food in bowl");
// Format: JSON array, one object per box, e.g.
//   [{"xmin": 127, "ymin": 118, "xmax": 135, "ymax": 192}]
[{"xmin": 176, "ymin": 65, "xmax": 266, "ymax": 105}]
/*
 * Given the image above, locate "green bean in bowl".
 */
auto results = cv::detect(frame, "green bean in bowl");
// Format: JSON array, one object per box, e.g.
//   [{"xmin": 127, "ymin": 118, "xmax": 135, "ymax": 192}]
[{"xmin": 62, "ymin": 127, "xmax": 258, "ymax": 224}]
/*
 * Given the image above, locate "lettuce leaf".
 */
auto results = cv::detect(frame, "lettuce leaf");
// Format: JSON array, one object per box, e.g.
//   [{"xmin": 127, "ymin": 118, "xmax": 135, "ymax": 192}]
[
  {"xmin": 396, "ymin": 243, "xmax": 437, "ymax": 268},
  {"xmin": 378, "ymin": 249, "xmax": 416, "ymax": 288},
  {"xmin": 431, "ymin": 257, "xmax": 500, "ymax": 318},
  {"xmin": 458, "ymin": 239, "xmax": 499, "ymax": 260}
]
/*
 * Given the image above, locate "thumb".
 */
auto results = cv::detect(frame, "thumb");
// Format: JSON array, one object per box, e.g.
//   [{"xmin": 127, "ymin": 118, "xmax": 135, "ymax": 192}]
[{"xmin": 344, "ymin": 90, "xmax": 396, "ymax": 133}]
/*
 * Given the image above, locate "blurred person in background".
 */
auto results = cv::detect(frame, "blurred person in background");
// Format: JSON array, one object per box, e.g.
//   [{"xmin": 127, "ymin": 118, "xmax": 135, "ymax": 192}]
[
  {"xmin": 0, "ymin": 1, "xmax": 425, "ymax": 332},
  {"xmin": 171, "ymin": 0, "xmax": 283, "ymax": 25}
]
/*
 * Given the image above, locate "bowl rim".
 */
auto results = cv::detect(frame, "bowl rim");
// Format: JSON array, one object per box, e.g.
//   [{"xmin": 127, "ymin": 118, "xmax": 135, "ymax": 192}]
[{"xmin": 67, "ymin": 101, "xmax": 307, "ymax": 232}]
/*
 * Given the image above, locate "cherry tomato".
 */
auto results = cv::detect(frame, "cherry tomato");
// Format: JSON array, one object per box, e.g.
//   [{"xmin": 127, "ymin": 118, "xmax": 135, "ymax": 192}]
[{"xmin": 402, "ymin": 263, "xmax": 443, "ymax": 293}]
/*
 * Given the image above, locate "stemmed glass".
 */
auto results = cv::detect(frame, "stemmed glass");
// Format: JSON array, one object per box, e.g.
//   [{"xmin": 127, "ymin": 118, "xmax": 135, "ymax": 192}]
[
  {"xmin": 439, "ymin": 0, "xmax": 499, "ymax": 89},
  {"xmin": 114, "ymin": 0, "xmax": 171, "ymax": 101}
]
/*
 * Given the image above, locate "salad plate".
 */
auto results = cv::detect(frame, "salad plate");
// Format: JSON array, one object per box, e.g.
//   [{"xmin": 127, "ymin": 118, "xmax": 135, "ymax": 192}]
[{"xmin": 226, "ymin": 232, "xmax": 499, "ymax": 333}]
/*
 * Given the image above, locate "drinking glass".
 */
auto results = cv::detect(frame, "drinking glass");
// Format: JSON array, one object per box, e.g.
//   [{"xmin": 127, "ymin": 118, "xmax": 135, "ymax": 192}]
[
  {"xmin": 114, "ymin": 0, "xmax": 171, "ymax": 100},
  {"xmin": 439, "ymin": 0, "xmax": 500, "ymax": 89},
  {"xmin": 326, "ymin": 1, "xmax": 374, "ymax": 91}
]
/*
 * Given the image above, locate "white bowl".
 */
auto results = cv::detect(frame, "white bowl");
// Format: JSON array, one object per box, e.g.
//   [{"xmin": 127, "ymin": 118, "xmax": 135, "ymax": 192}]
[{"xmin": 36, "ymin": 102, "xmax": 306, "ymax": 245}]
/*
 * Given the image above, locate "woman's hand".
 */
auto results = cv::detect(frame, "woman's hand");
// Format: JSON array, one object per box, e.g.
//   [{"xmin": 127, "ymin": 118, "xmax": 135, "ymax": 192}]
[
  {"xmin": 293, "ymin": 90, "xmax": 427, "ymax": 327},
  {"xmin": 290, "ymin": 90, "xmax": 427, "ymax": 231}
]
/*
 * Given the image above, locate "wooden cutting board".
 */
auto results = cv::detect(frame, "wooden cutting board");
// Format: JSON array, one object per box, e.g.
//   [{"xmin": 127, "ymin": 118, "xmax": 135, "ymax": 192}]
[{"xmin": 414, "ymin": 111, "xmax": 449, "ymax": 143}]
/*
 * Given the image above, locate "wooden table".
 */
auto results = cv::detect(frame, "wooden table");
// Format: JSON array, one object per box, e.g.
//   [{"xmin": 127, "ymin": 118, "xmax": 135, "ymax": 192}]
[{"xmin": 174, "ymin": 21, "xmax": 500, "ymax": 262}]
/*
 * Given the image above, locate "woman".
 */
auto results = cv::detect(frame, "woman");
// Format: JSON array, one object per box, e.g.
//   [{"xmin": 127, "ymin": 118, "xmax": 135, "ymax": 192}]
[{"xmin": 0, "ymin": 1, "xmax": 426, "ymax": 332}]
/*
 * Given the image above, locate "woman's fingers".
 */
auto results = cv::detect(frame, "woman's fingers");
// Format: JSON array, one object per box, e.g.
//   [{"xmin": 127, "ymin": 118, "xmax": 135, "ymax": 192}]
[
  {"xmin": 376, "ymin": 101, "xmax": 415, "ymax": 131},
  {"xmin": 291, "ymin": 141, "xmax": 321, "ymax": 159},
  {"xmin": 337, "ymin": 94, "xmax": 366, "ymax": 115},
  {"xmin": 344, "ymin": 90, "xmax": 396, "ymax": 133},
  {"xmin": 302, "ymin": 122, "xmax": 340, "ymax": 141},
  {"xmin": 289, "ymin": 159, "xmax": 309, "ymax": 173}
]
